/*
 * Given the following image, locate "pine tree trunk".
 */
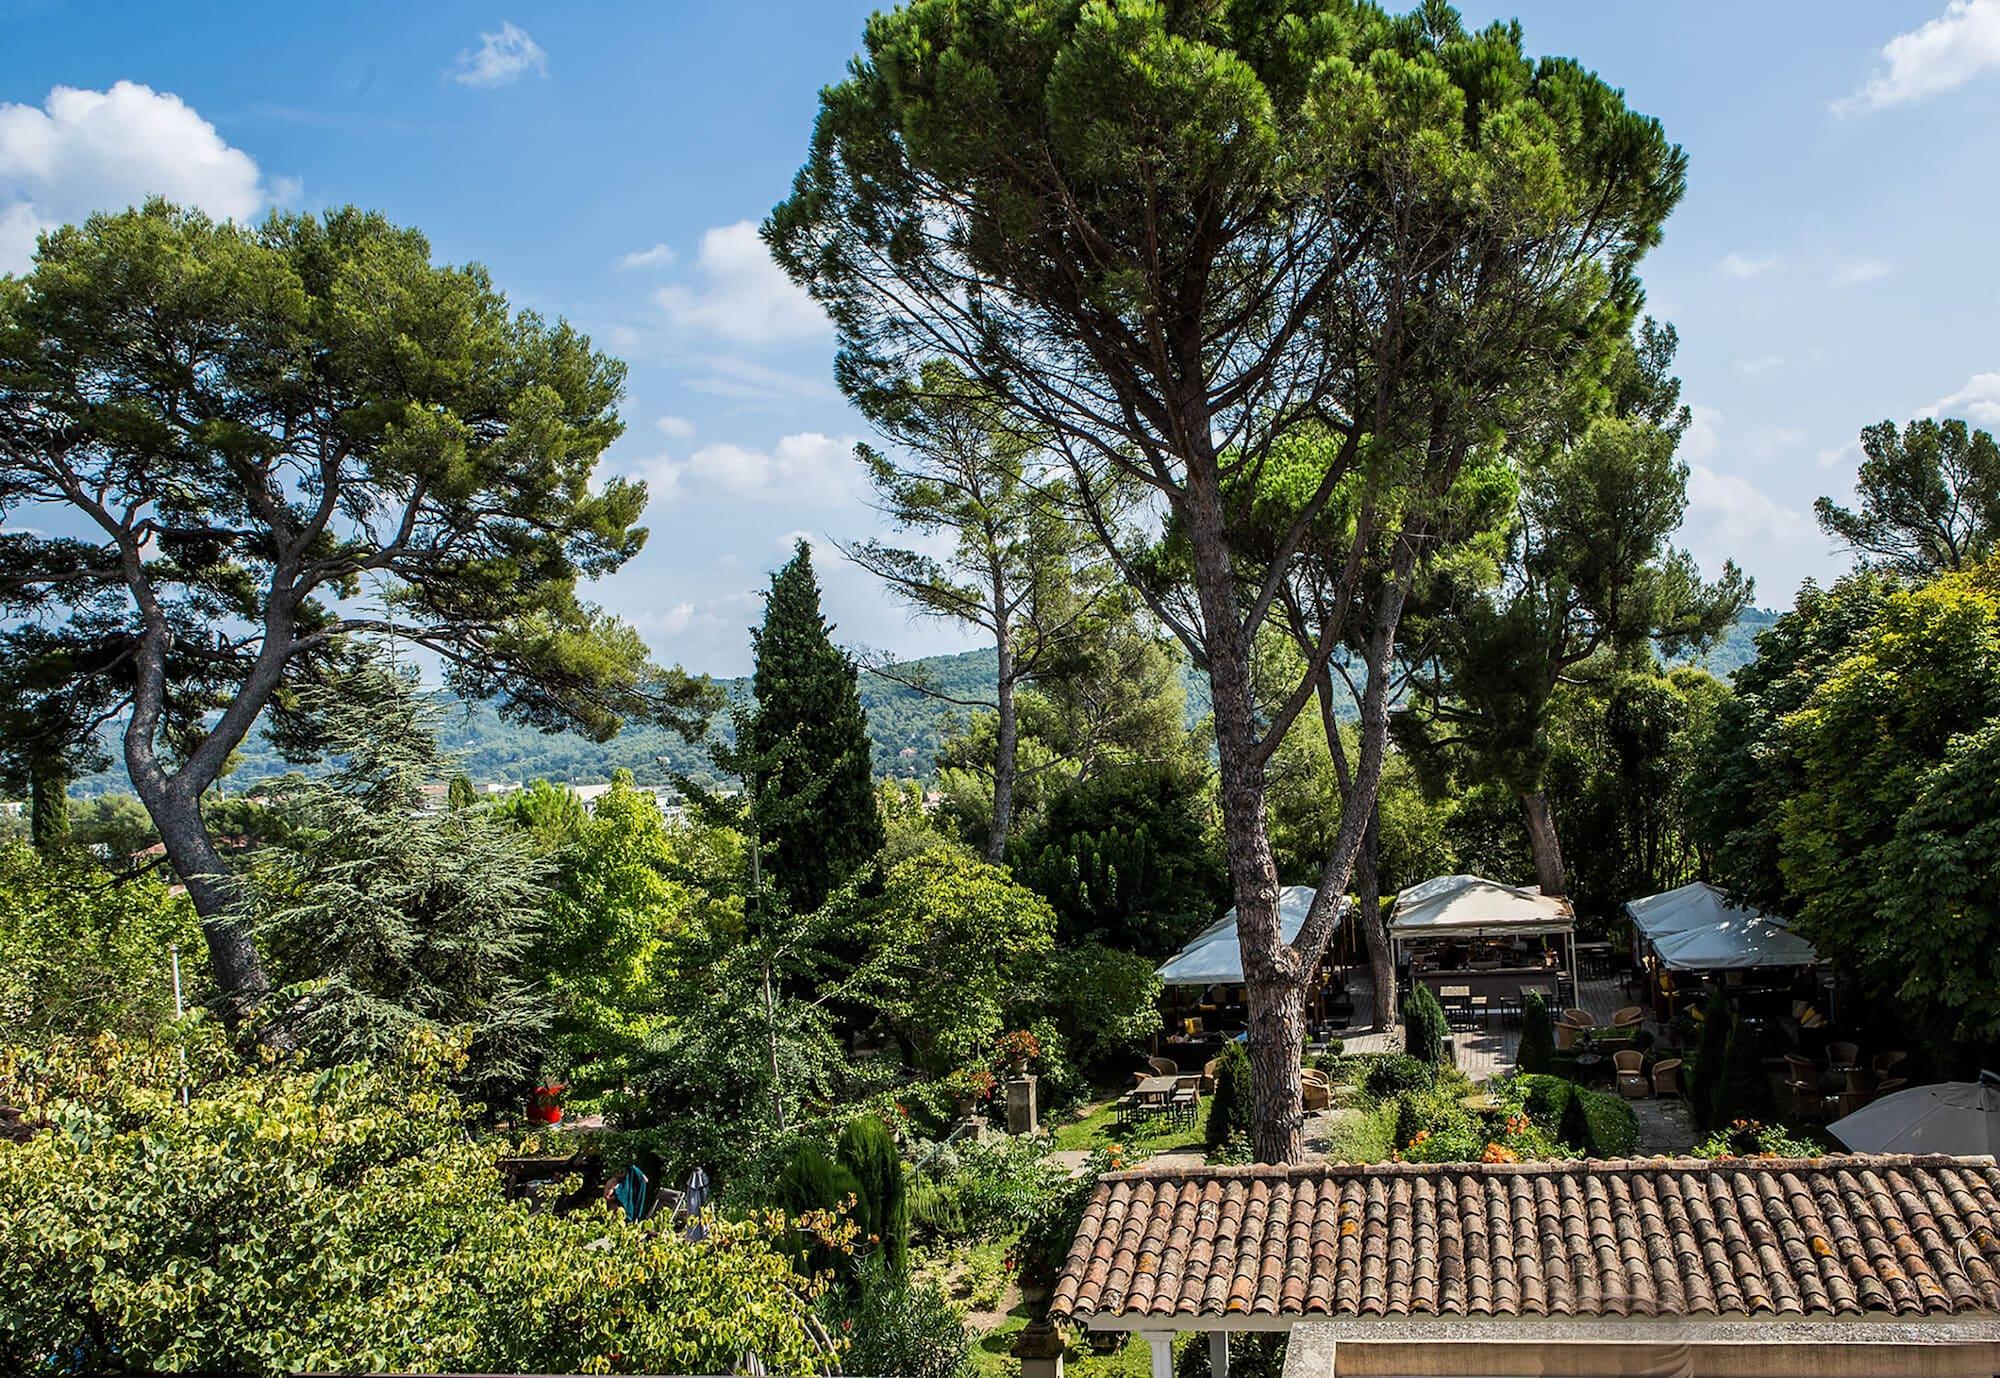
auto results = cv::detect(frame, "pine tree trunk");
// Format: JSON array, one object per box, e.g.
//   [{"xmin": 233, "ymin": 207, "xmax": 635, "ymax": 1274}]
[
  {"xmin": 987, "ymin": 621, "xmax": 1017, "ymax": 864},
  {"xmin": 1519, "ymin": 787, "xmax": 1567, "ymax": 898},
  {"xmin": 1181, "ymin": 463, "xmax": 1304, "ymax": 1166},
  {"xmin": 1357, "ymin": 803, "xmax": 1396, "ymax": 1030},
  {"xmin": 148, "ymin": 788, "xmax": 269, "ymax": 1007},
  {"xmin": 28, "ymin": 755, "xmax": 69, "ymax": 852}
]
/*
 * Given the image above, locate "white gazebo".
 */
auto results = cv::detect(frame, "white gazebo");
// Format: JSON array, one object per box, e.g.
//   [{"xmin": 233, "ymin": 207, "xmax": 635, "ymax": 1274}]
[
  {"xmin": 1624, "ymin": 880, "xmax": 1817, "ymax": 971},
  {"xmin": 1155, "ymin": 885, "xmax": 1324, "ymax": 987},
  {"xmin": 1388, "ymin": 874, "xmax": 1578, "ymax": 997}
]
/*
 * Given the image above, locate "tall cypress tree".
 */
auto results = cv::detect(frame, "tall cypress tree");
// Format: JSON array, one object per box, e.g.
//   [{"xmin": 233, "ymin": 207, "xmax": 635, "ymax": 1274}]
[{"xmin": 747, "ymin": 541, "xmax": 885, "ymax": 912}]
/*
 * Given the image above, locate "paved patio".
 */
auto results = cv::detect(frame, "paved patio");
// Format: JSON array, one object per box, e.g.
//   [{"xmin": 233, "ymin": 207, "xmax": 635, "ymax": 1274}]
[{"xmin": 1326, "ymin": 966, "xmax": 1698, "ymax": 1153}]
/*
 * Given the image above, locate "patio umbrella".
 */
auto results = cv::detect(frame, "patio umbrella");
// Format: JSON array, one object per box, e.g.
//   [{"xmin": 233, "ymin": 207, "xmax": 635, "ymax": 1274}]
[{"xmin": 1828, "ymin": 1075, "xmax": 2000, "ymax": 1156}]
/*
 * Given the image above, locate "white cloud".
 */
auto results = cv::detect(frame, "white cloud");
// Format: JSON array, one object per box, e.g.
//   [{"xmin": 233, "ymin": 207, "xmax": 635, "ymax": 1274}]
[
  {"xmin": 654, "ymin": 220, "xmax": 828, "ymax": 345},
  {"xmin": 618, "ymin": 242, "xmax": 675, "ymax": 270},
  {"xmin": 1736, "ymin": 355, "xmax": 1786, "ymax": 377},
  {"xmin": 1930, "ymin": 372, "xmax": 2000, "ymax": 426},
  {"xmin": 684, "ymin": 355, "xmax": 839, "ymax": 404},
  {"xmin": 449, "ymin": 21, "xmax": 548, "ymax": 89},
  {"xmin": 654, "ymin": 414, "xmax": 696, "ymax": 439},
  {"xmin": 1685, "ymin": 464, "xmax": 1819, "ymax": 554},
  {"xmin": 641, "ymin": 431, "xmax": 860, "ymax": 505},
  {"xmin": 1681, "ymin": 404, "xmax": 1723, "ymax": 464},
  {"xmin": 1817, "ymin": 438, "xmax": 1862, "ymax": 471},
  {"xmin": 0, "ymin": 82, "xmax": 284, "ymax": 273},
  {"xmin": 1838, "ymin": 0, "xmax": 2000, "ymax": 113},
  {"xmin": 1831, "ymin": 258, "xmax": 1892, "ymax": 286},
  {"xmin": 1720, "ymin": 252, "xmax": 1777, "ymax": 279},
  {"xmin": 1747, "ymin": 424, "xmax": 1807, "ymax": 459}
]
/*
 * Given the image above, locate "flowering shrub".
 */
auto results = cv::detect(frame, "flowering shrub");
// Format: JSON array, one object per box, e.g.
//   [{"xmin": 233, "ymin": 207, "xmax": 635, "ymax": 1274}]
[
  {"xmin": 993, "ymin": 1028, "xmax": 1042, "ymax": 1069},
  {"xmin": 1692, "ymin": 1118, "xmax": 1823, "ymax": 1160}
]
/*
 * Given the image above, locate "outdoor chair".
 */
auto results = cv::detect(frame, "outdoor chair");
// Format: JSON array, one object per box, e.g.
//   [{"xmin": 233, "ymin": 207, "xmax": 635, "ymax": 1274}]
[
  {"xmin": 1170, "ymin": 1075, "xmax": 1201, "ymax": 1127},
  {"xmin": 1146, "ymin": 1055, "xmax": 1179, "ymax": 1077},
  {"xmin": 1789, "ymin": 1079, "xmax": 1828, "ymax": 1120},
  {"xmin": 1613, "ymin": 1050, "xmax": 1648, "ymax": 1099},
  {"xmin": 1201, "ymin": 1058, "xmax": 1222, "ymax": 1093},
  {"xmin": 1611, "ymin": 1006, "xmax": 1645, "ymax": 1029},
  {"xmin": 1651, "ymin": 1057, "xmax": 1683, "ymax": 1100},
  {"xmin": 1555, "ymin": 1009, "xmax": 1595, "ymax": 1052},
  {"xmin": 1826, "ymin": 1041, "xmax": 1861, "ymax": 1068},
  {"xmin": 1301, "ymin": 1071, "xmax": 1331, "ymax": 1113},
  {"xmin": 1873, "ymin": 1051, "xmax": 1908, "ymax": 1077},
  {"xmin": 1872, "ymin": 1076, "xmax": 1907, "ymax": 1099}
]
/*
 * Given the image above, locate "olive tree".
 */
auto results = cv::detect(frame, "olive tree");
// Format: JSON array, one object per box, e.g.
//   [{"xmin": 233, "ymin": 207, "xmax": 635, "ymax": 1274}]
[{"xmin": 769, "ymin": 0, "xmax": 1683, "ymax": 1160}]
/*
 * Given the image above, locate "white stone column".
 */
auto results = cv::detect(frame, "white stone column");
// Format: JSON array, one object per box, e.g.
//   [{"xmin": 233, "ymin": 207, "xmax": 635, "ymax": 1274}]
[
  {"xmin": 1208, "ymin": 1330, "xmax": 1230, "ymax": 1378},
  {"xmin": 1142, "ymin": 1331, "xmax": 1176, "ymax": 1378}
]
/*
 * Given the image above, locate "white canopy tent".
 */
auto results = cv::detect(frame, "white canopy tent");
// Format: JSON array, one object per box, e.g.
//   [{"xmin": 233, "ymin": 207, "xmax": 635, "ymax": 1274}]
[
  {"xmin": 1829, "ymin": 1077, "xmax": 2000, "ymax": 1156},
  {"xmin": 1388, "ymin": 874, "xmax": 1578, "ymax": 995},
  {"xmin": 1155, "ymin": 885, "xmax": 1332, "ymax": 987},
  {"xmin": 1623, "ymin": 880, "xmax": 1818, "ymax": 971}
]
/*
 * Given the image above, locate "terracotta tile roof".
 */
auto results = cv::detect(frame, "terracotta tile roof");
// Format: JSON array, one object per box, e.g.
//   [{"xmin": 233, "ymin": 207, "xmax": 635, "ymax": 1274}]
[{"xmin": 1049, "ymin": 1157, "xmax": 2000, "ymax": 1323}]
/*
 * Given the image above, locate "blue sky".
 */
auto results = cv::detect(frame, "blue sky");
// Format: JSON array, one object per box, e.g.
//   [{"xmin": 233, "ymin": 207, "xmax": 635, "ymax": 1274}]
[{"xmin": 4, "ymin": 1, "xmax": 1998, "ymax": 675}]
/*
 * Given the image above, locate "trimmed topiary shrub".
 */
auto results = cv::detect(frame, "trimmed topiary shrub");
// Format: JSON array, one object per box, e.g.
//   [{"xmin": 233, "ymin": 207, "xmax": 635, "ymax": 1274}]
[
  {"xmin": 837, "ymin": 1115, "xmax": 909, "ymax": 1277},
  {"xmin": 1205, "ymin": 1041, "xmax": 1255, "ymax": 1154},
  {"xmin": 1687, "ymin": 988, "xmax": 1731, "ymax": 1130},
  {"xmin": 1517, "ymin": 993, "xmax": 1555, "ymax": 1075},
  {"xmin": 1363, "ymin": 1053, "xmax": 1438, "ymax": 1100},
  {"xmin": 1516, "ymin": 1074, "xmax": 1639, "ymax": 1159},
  {"xmin": 1712, "ymin": 1015, "xmax": 1775, "ymax": 1129},
  {"xmin": 1404, "ymin": 984, "xmax": 1447, "ymax": 1064}
]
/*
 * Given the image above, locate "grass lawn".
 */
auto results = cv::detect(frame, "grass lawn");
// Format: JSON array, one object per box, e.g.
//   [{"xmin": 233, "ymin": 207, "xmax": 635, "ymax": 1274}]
[{"xmin": 1049, "ymin": 1088, "xmax": 1211, "ymax": 1154}]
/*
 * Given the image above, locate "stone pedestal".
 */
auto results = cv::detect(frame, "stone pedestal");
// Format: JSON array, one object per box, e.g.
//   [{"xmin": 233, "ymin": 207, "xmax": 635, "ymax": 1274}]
[
  {"xmin": 1006, "ymin": 1073, "xmax": 1039, "ymax": 1135},
  {"xmin": 1011, "ymin": 1317, "xmax": 1066, "ymax": 1378}
]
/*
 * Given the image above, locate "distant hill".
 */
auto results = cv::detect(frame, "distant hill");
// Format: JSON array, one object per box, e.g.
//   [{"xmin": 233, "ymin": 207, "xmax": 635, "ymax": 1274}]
[{"xmin": 74, "ymin": 609, "xmax": 1782, "ymax": 796}]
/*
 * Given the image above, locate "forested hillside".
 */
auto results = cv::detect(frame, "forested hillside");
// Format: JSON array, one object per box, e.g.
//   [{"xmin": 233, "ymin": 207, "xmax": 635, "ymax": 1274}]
[{"xmin": 73, "ymin": 612, "xmax": 1776, "ymax": 797}]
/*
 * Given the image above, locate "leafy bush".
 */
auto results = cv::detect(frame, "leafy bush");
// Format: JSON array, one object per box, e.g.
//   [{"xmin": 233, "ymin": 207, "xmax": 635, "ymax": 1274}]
[
  {"xmin": 831, "ymin": 1260, "xmax": 972, "ymax": 1378},
  {"xmin": 1011, "ymin": 1147, "xmax": 1116, "ymax": 1289},
  {"xmin": 0, "ymin": 1033, "xmax": 835, "ymax": 1375},
  {"xmin": 1362, "ymin": 1053, "xmax": 1437, "ymax": 1099},
  {"xmin": 837, "ymin": 1116, "xmax": 909, "ymax": 1276},
  {"xmin": 906, "ymin": 1134, "xmax": 1061, "ymax": 1243},
  {"xmin": 1404, "ymin": 984, "xmax": 1447, "ymax": 1064},
  {"xmin": 1205, "ymin": 1042, "xmax": 1254, "ymax": 1153},
  {"xmin": 1517, "ymin": 993, "xmax": 1555, "ymax": 1075},
  {"xmin": 1034, "ymin": 942, "xmax": 1165, "ymax": 1071},
  {"xmin": 1692, "ymin": 1119, "xmax": 1822, "ymax": 1160},
  {"xmin": 0, "ymin": 843, "xmax": 201, "ymax": 1043},
  {"xmin": 1512, "ymin": 1074, "xmax": 1639, "ymax": 1158}
]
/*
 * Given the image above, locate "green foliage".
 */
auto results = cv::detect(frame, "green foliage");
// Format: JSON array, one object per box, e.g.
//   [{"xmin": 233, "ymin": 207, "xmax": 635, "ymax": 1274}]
[
  {"xmin": 0, "ymin": 1034, "xmax": 834, "ymax": 1375},
  {"xmin": 1205, "ymin": 1042, "xmax": 1255, "ymax": 1153},
  {"xmin": 0, "ymin": 842, "xmax": 202, "ymax": 1042},
  {"xmin": 238, "ymin": 664, "xmax": 553, "ymax": 1103},
  {"xmin": 1010, "ymin": 762, "xmax": 1224, "ymax": 955},
  {"xmin": 1557, "ymin": 1085, "xmax": 1594, "ymax": 1156},
  {"xmin": 1011, "ymin": 1147, "xmax": 1118, "ymax": 1290},
  {"xmin": 1403, "ymin": 984, "xmax": 1448, "ymax": 1065},
  {"xmin": 1815, "ymin": 417, "xmax": 2000, "ymax": 578},
  {"xmin": 838, "ymin": 1116, "xmax": 910, "ymax": 1277},
  {"xmin": 1687, "ymin": 989, "xmax": 1732, "ymax": 1131},
  {"xmin": 832, "ymin": 1260, "xmax": 973, "ymax": 1378},
  {"xmin": 1029, "ymin": 942, "xmax": 1165, "ymax": 1073},
  {"xmin": 1692, "ymin": 1119, "xmax": 1822, "ymax": 1160},
  {"xmin": 741, "ymin": 541, "xmax": 885, "ymax": 914},
  {"xmin": 862, "ymin": 848, "xmax": 1057, "ymax": 1074},
  {"xmin": 1777, "ymin": 560, "xmax": 2000, "ymax": 1042},
  {"xmin": 1713, "ymin": 1017, "xmax": 1774, "ymax": 1129},
  {"xmin": 1517, "ymin": 993, "xmax": 1555, "ymax": 1075},
  {"xmin": 1513, "ymin": 1075, "xmax": 1639, "ymax": 1159},
  {"xmin": 1363, "ymin": 1053, "xmax": 1438, "ymax": 1100},
  {"xmin": 906, "ymin": 1134, "xmax": 1061, "ymax": 1243}
]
